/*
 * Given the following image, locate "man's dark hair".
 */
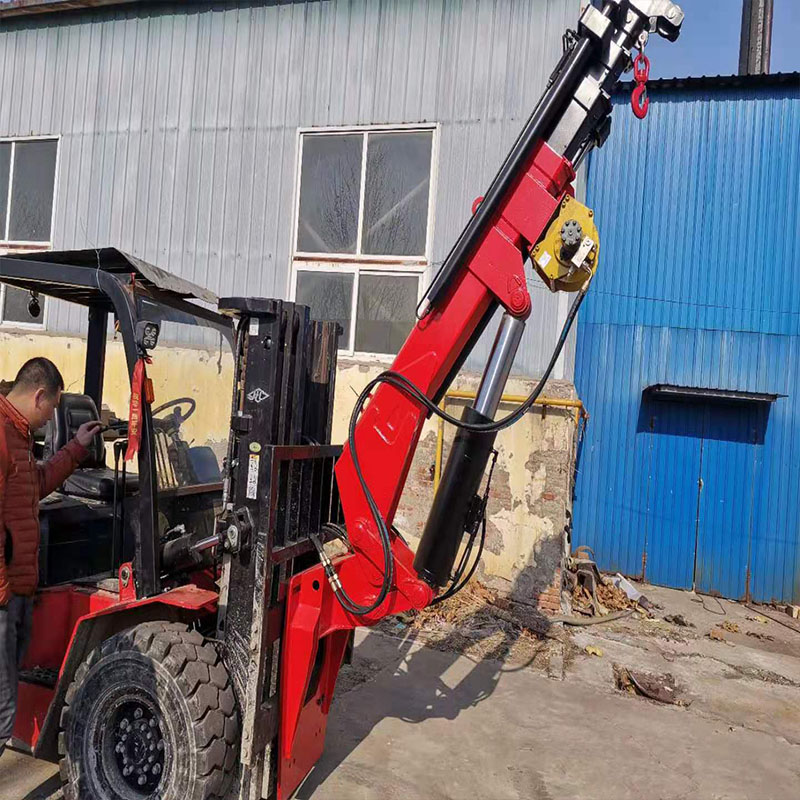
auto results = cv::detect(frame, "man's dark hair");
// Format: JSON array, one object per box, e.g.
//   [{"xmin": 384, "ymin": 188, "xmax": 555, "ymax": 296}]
[{"xmin": 12, "ymin": 357, "xmax": 65, "ymax": 397}]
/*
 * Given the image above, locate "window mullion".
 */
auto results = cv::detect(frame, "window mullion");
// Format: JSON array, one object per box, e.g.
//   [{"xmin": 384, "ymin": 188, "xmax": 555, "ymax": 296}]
[
  {"xmin": 355, "ymin": 131, "xmax": 368, "ymax": 257},
  {"xmin": 424, "ymin": 126, "xmax": 439, "ymax": 263},
  {"xmin": 0, "ymin": 285, "xmax": 5, "ymax": 324},
  {"xmin": 4, "ymin": 142, "xmax": 15, "ymax": 242},
  {"xmin": 350, "ymin": 268, "xmax": 359, "ymax": 353},
  {"xmin": 293, "ymin": 134, "xmax": 305, "ymax": 254}
]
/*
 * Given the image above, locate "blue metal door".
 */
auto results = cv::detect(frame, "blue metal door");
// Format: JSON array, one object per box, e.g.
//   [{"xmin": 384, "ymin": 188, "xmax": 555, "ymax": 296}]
[
  {"xmin": 695, "ymin": 404, "xmax": 764, "ymax": 599},
  {"xmin": 644, "ymin": 400, "xmax": 704, "ymax": 590},
  {"xmin": 644, "ymin": 400, "xmax": 765, "ymax": 597}
]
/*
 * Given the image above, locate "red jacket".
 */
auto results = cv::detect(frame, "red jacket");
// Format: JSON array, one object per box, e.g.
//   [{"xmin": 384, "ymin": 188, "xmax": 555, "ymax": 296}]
[{"xmin": 0, "ymin": 393, "xmax": 87, "ymax": 604}]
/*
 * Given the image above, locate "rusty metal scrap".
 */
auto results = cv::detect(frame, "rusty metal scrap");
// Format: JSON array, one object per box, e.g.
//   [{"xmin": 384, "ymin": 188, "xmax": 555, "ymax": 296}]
[
  {"xmin": 613, "ymin": 664, "xmax": 690, "ymax": 706},
  {"xmin": 566, "ymin": 553, "xmax": 637, "ymax": 618}
]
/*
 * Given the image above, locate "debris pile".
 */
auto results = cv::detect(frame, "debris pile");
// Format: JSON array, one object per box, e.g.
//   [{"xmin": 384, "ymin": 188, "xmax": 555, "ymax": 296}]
[
  {"xmin": 613, "ymin": 663, "xmax": 690, "ymax": 707},
  {"xmin": 664, "ymin": 613, "xmax": 694, "ymax": 628},
  {"xmin": 722, "ymin": 621, "xmax": 740, "ymax": 634},
  {"xmin": 564, "ymin": 547, "xmax": 650, "ymax": 620},
  {"xmin": 707, "ymin": 620, "xmax": 747, "ymax": 644},
  {"xmin": 384, "ymin": 582, "xmax": 567, "ymax": 667},
  {"xmin": 746, "ymin": 630, "xmax": 775, "ymax": 642},
  {"xmin": 571, "ymin": 580, "xmax": 634, "ymax": 615}
]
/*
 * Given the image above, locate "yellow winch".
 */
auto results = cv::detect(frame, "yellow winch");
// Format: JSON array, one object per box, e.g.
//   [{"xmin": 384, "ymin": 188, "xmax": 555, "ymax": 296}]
[{"xmin": 532, "ymin": 195, "xmax": 600, "ymax": 292}]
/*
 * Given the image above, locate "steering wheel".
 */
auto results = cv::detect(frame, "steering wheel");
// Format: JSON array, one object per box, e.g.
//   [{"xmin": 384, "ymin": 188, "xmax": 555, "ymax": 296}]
[{"xmin": 151, "ymin": 396, "xmax": 196, "ymax": 425}]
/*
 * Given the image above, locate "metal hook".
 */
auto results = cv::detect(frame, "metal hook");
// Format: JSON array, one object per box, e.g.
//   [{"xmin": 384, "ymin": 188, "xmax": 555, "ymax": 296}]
[{"xmin": 631, "ymin": 83, "xmax": 649, "ymax": 119}]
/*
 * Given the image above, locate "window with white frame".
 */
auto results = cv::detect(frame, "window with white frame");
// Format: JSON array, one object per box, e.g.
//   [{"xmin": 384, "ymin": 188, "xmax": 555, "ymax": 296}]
[
  {"xmin": 0, "ymin": 137, "xmax": 59, "ymax": 327},
  {"xmin": 290, "ymin": 126, "xmax": 436, "ymax": 356}
]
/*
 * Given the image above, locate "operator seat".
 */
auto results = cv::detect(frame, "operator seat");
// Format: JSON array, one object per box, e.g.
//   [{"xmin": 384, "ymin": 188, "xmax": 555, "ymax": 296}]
[{"xmin": 44, "ymin": 393, "xmax": 139, "ymax": 500}]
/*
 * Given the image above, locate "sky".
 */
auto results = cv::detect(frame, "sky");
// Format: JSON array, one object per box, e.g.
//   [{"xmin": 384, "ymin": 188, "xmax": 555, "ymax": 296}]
[{"xmin": 644, "ymin": 0, "xmax": 800, "ymax": 79}]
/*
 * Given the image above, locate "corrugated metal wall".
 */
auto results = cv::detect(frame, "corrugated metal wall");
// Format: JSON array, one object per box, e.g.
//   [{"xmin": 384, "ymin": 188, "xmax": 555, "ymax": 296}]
[
  {"xmin": 574, "ymin": 82, "xmax": 800, "ymax": 603},
  {"xmin": 0, "ymin": 0, "xmax": 579, "ymax": 378}
]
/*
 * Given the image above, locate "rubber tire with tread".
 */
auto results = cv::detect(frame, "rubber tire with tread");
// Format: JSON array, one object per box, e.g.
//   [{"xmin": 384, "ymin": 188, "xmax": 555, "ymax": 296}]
[{"xmin": 58, "ymin": 621, "xmax": 239, "ymax": 800}]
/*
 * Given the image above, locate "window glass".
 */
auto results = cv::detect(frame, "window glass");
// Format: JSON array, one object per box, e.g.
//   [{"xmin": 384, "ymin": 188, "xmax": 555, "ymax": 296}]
[
  {"xmin": 292, "ymin": 128, "xmax": 434, "ymax": 355},
  {"xmin": 362, "ymin": 131, "xmax": 432, "ymax": 256},
  {"xmin": 296, "ymin": 271, "xmax": 354, "ymax": 344},
  {"xmin": 3, "ymin": 286, "xmax": 39, "ymax": 323},
  {"xmin": 355, "ymin": 274, "xmax": 417, "ymax": 354},
  {"xmin": 8, "ymin": 140, "xmax": 58, "ymax": 242},
  {"xmin": 297, "ymin": 134, "xmax": 362, "ymax": 254},
  {"xmin": 0, "ymin": 143, "xmax": 10, "ymax": 239}
]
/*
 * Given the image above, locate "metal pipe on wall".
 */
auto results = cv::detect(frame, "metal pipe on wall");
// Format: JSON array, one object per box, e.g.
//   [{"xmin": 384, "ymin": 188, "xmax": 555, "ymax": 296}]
[{"xmin": 433, "ymin": 391, "xmax": 588, "ymax": 491}]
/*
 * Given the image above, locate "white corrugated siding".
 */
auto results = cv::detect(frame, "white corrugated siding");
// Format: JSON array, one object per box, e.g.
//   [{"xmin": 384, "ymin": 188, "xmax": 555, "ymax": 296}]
[{"xmin": 0, "ymin": 0, "xmax": 579, "ymax": 377}]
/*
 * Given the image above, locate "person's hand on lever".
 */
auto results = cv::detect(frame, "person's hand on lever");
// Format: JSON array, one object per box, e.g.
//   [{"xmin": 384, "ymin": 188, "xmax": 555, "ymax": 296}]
[{"xmin": 75, "ymin": 420, "xmax": 105, "ymax": 448}]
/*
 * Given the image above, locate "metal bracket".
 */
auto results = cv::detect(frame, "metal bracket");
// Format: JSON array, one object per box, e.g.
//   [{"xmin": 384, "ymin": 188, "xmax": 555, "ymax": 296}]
[
  {"xmin": 570, "ymin": 236, "xmax": 597, "ymax": 273},
  {"xmin": 218, "ymin": 506, "xmax": 255, "ymax": 555},
  {"xmin": 118, "ymin": 562, "xmax": 136, "ymax": 602},
  {"xmin": 578, "ymin": 4, "xmax": 614, "ymax": 44},
  {"xmin": 231, "ymin": 412, "xmax": 252, "ymax": 434},
  {"xmin": 627, "ymin": 0, "xmax": 684, "ymax": 42}
]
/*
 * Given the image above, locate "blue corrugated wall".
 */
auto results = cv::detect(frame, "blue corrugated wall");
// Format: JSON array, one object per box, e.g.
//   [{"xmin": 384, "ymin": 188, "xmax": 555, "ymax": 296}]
[{"xmin": 574, "ymin": 81, "xmax": 800, "ymax": 603}]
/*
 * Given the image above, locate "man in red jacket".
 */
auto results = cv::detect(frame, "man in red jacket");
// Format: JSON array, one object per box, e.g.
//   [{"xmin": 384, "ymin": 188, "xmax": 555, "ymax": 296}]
[{"xmin": 0, "ymin": 357, "xmax": 102, "ymax": 756}]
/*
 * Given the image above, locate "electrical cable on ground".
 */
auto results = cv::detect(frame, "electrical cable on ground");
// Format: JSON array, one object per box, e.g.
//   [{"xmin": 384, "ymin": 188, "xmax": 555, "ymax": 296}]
[
  {"xmin": 692, "ymin": 594, "xmax": 726, "ymax": 616},
  {"xmin": 745, "ymin": 604, "xmax": 800, "ymax": 635},
  {"xmin": 552, "ymin": 609, "xmax": 635, "ymax": 626}
]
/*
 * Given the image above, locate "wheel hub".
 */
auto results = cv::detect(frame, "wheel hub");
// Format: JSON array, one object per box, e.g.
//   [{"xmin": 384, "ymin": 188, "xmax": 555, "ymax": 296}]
[{"xmin": 112, "ymin": 701, "xmax": 166, "ymax": 793}]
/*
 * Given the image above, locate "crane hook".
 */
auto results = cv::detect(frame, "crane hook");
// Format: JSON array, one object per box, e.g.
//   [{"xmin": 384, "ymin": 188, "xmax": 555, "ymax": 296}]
[
  {"xmin": 631, "ymin": 51, "xmax": 650, "ymax": 120},
  {"xmin": 631, "ymin": 83, "xmax": 649, "ymax": 119}
]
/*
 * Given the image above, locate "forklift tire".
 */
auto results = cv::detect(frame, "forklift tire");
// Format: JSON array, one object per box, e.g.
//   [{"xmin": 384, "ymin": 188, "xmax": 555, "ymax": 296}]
[{"xmin": 58, "ymin": 621, "xmax": 239, "ymax": 800}]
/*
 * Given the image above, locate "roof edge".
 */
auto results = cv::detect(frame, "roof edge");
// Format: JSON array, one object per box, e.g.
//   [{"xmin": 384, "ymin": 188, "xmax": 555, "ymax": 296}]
[
  {"xmin": 615, "ymin": 71, "xmax": 800, "ymax": 94},
  {"xmin": 0, "ymin": 0, "xmax": 139, "ymax": 18}
]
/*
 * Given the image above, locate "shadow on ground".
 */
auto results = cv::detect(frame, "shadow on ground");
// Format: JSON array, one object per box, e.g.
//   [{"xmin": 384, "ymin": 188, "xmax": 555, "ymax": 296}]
[
  {"xmin": 296, "ymin": 584, "xmax": 558, "ymax": 800},
  {"xmin": 22, "ymin": 774, "xmax": 61, "ymax": 799},
  {"xmin": 6, "ymin": 560, "xmax": 562, "ymax": 800}
]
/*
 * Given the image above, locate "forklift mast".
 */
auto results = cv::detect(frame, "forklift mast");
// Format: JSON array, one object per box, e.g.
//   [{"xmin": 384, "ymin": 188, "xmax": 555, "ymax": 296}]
[
  {"xmin": 216, "ymin": 3, "xmax": 684, "ymax": 799},
  {"xmin": 215, "ymin": 298, "xmax": 343, "ymax": 798}
]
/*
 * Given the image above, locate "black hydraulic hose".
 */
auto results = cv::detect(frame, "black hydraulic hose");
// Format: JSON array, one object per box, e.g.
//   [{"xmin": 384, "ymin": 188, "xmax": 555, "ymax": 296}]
[
  {"xmin": 365, "ymin": 276, "xmax": 590, "ymax": 437},
  {"xmin": 431, "ymin": 515, "xmax": 487, "ymax": 606},
  {"xmin": 325, "ymin": 278, "xmax": 591, "ymax": 616}
]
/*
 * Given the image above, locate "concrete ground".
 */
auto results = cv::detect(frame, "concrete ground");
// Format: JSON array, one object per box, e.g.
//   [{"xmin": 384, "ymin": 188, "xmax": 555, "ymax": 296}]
[{"xmin": 2, "ymin": 583, "xmax": 799, "ymax": 799}]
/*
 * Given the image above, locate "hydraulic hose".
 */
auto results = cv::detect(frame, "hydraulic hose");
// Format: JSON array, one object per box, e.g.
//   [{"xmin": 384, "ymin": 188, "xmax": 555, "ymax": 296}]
[{"xmin": 323, "ymin": 277, "xmax": 592, "ymax": 616}]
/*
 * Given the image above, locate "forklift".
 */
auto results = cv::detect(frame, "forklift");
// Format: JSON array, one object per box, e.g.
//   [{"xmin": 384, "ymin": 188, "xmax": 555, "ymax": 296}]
[{"xmin": 1, "ymin": 2, "xmax": 683, "ymax": 799}]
